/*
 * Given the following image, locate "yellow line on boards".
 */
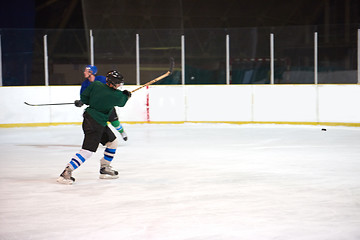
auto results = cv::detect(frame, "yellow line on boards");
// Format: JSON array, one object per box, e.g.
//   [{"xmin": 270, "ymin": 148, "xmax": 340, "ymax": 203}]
[{"xmin": 0, "ymin": 121, "xmax": 359, "ymax": 128}]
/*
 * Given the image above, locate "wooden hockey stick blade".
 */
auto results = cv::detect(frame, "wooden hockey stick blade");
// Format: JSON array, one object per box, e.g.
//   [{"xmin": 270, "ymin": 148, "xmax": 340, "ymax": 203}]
[
  {"xmin": 131, "ymin": 57, "xmax": 175, "ymax": 93},
  {"xmin": 24, "ymin": 102, "xmax": 74, "ymax": 106}
]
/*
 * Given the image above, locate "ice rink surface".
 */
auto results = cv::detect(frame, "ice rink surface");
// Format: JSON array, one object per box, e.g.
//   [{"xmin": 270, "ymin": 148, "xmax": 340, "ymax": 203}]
[{"xmin": 0, "ymin": 123, "xmax": 360, "ymax": 240}]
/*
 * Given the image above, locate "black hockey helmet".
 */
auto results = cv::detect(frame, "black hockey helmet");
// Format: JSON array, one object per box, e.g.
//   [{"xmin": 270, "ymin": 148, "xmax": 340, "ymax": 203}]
[{"xmin": 106, "ymin": 70, "xmax": 124, "ymax": 86}]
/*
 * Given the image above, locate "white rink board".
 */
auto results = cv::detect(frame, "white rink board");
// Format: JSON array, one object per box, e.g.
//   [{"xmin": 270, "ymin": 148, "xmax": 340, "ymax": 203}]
[
  {"xmin": 48, "ymin": 86, "xmax": 83, "ymax": 123},
  {"xmin": 186, "ymin": 85, "xmax": 253, "ymax": 122},
  {"xmin": 318, "ymin": 85, "xmax": 360, "ymax": 123},
  {"xmin": 148, "ymin": 86, "xmax": 186, "ymax": 122},
  {"xmin": 116, "ymin": 86, "xmax": 148, "ymax": 122},
  {"xmin": 0, "ymin": 87, "xmax": 52, "ymax": 124},
  {"xmin": 1, "ymin": 84, "xmax": 360, "ymax": 125},
  {"xmin": 252, "ymin": 85, "xmax": 317, "ymax": 122}
]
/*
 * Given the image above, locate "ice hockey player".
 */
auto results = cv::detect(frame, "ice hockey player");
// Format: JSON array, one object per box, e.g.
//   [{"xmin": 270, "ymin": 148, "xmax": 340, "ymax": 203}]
[
  {"xmin": 57, "ymin": 70, "xmax": 131, "ymax": 184},
  {"xmin": 74, "ymin": 65, "xmax": 128, "ymax": 141}
]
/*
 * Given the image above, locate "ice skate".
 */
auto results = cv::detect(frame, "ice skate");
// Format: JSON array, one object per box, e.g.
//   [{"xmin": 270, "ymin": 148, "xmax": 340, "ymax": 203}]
[
  {"xmin": 57, "ymin": 167, "xmax": 75, "ymax": 185},
  {"xmin": 120, "ymin": 130, "xmax": 128, "ymax": 141},
  {"xmin": 99, "ymin": 165, "xmax": 119, "ymax": 179}
]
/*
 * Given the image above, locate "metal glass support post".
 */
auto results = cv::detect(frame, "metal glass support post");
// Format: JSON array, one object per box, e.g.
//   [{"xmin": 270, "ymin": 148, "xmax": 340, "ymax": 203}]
[
  {"xmin": 44, "ymin": 35, "xmax": 49, "ymax": 86},
  {"xmin": 90, "ymin": 29, "xmax": 94, "ymax": 65},
  {"xmin": 314, "ymin": 32, "xmax": 318, "ymax": 84},
  {"xmin": 136, "ymin": 34, "xmax": 140, "ymax": 85},
  {"xmin": 270, "ymin": 33, "xmax": 274, "ymax": 84},
  {"xmin": 0, "ymin": 35, "xmax": 2, "ymax": 86},
  {"xmin": 314, "ymin": 32, "xmax": 319, "ymax": 123},
  {"xmin": 181, "ymin": 35, "xmax": 185, "ymax": 85},
  {"xmin": 226, "ymin": 34, "xmax": 230, "ymax": 85}
]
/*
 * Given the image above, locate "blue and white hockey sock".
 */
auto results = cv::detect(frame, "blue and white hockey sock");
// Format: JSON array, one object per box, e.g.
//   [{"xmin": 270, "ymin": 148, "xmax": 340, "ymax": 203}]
[
  {"xmin": 67, "ymin": 149, "xmax": 93, "ymax": 171},
  {"xmin": 101, "ymin": 147, "xmax": 116, "ymax": 165},
  {"xmin": 100, "ymin": 140, "xmax": 118, "ymax": 166}
]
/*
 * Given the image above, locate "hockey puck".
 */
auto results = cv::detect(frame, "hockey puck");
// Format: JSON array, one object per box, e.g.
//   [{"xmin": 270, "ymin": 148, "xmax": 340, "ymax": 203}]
[{"xmin": 321, "ymin": 128, "xmax": 327, "ymax": 131}]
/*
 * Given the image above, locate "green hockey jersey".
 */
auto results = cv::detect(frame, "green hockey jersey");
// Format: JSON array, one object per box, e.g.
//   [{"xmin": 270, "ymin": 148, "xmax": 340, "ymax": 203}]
[{"xmin": 81, "ymin": 81, "xmax": 129, "ymax": 126}]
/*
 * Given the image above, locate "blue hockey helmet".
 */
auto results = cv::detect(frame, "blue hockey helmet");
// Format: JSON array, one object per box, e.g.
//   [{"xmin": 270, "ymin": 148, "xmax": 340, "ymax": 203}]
[{"xmin": 85, "ymin": 65, "xmax": 98, "ymax": 75}]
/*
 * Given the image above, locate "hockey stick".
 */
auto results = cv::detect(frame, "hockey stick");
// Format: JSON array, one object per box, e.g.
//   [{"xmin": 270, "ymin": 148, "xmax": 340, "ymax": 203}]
[
  {"xmin": 24, "ymin": 102, "xmax": 74, "ymax": 106},
  {"xmin": 25, "ymin": 58, "xmax": 174, "ymax": 105},
  {"xmin": 131, "ymin": 57, "xmax": 175, "ymax": 93}
]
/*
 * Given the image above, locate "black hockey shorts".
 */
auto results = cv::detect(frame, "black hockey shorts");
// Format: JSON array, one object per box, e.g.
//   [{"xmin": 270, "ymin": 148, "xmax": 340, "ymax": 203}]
[
  {"xmin": 108, "ymin": 108, "xmax": 119, "ymax": 122},
  {"xmin": 81, "ymin": 111, "xmax": 116, "ymax": 152}
]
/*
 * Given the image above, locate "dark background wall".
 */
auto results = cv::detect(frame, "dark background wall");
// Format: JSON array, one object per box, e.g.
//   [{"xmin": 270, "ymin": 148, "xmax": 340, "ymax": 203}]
[
  {"xmin": 1, "ymin": 0, "xmax": 359, "ymax": 29},
  {"xmin": 0, "ymin": 0, "xmax": 359, "ymax": 86}
]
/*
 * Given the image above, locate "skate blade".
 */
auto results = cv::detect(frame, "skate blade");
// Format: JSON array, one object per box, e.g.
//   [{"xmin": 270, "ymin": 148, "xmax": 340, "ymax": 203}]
[
  {"xmin": 99, "ymin": 174, "xmax": 119, "ymax": 179},
  {"xmin": 57, "ymin": 176, "xmax": 74, "ymax": 185}
]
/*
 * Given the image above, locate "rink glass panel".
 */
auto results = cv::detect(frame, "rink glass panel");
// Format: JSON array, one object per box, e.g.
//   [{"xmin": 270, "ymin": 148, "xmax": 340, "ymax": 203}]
[
  {"xmin": 92, "ymin": 29, "xmax": 137, "ymax": 85},
  {"xmin": 0, "ymin": 24, "xmax": 358, "ymax": 86},
  {"xmin": 43, "ymin": 29, "xmax": 88, "ymax": 85},
  {"xmin": 0, "ymin": 29, "xmax": 45, "ymax": 86},
  {"xmin": 183, "ymin": 28, "xmax": 227, "ymax": 85},
  {"xmin": 136, "ymin": 29, "xmax": 182, "ymax": 85},
  {"xmin": 316, "ymin": 24, "xmax": 358, "ymax": 84},
  {"xmin": 227, "ymin": 28, "xmax": 271, "ymax": 84}
]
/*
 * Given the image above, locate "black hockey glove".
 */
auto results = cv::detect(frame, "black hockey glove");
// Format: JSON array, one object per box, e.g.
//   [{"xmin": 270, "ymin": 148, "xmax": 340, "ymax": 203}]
[
  {"xmin": 74, "ymin": 100, "xmax": 84, "ymax": 107},
  {"xmin": 123, "ymin": 90, "xmax": 132, "ymax": 98}
]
